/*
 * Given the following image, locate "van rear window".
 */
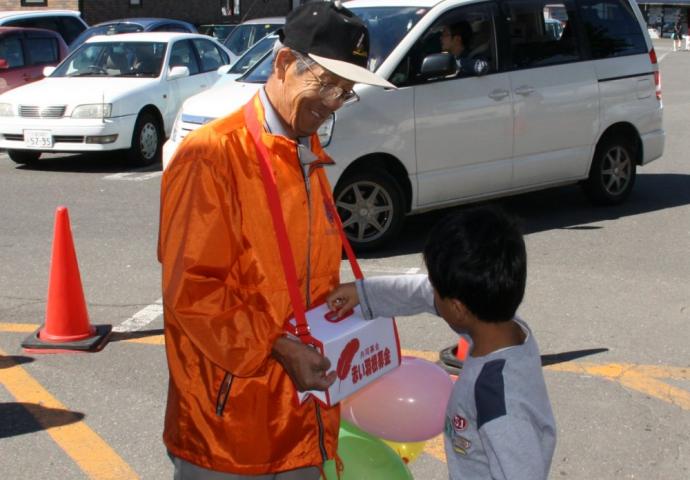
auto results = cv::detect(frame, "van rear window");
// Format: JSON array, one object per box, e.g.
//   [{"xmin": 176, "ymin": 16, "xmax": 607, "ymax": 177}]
[{"xmin": 578, "ymin": 0, "xmax": 646, "ymax": 58}]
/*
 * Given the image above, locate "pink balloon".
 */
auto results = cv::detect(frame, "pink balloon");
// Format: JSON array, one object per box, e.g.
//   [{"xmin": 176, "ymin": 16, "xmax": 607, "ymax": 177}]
[{"xmin": 340, "ymin": 356, "xmax": 453, "ymax": 442}]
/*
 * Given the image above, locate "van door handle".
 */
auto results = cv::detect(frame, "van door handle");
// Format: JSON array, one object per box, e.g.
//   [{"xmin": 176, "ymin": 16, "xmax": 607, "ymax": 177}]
[
  {"xmin": 488, "ymin": 89, "xmax": 509, "ymax": 101},
  {"xmin": 514, "ymin": 85, "xmax": 535, "ymax": 96}
]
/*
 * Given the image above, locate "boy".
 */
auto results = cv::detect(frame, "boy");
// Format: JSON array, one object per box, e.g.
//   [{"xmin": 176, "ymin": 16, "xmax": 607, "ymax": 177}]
[{"xmin": 327, "ymin": 206, "xmax": 556, "ymax": 480}]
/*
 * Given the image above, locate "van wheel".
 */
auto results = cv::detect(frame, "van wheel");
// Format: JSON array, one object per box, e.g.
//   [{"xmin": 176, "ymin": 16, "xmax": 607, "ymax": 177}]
[
  {"xmin": 128, "ymin": 111, "xmax": 162, "ymax": 167},
  {"xmin": 582, "ymin": 135, "xmax": 637, "ymax": 205},
  {"xmin": 334, "ymin": 169, "xmax": 405, "ymax": 251},
  {"xmin": 8, "ymin": 149, "xmax": 41, "ymax": 165}
]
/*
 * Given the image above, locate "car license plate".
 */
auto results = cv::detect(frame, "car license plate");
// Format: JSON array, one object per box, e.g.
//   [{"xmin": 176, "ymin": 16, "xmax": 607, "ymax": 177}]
[{"xmin": 24, "ymin": 130, "xmax": 53, "ymax": 148}]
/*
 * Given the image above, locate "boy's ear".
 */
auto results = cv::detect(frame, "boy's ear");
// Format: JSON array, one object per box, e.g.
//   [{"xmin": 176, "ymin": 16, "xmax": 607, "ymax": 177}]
[{"xmin": 450, "ymin": 298, "xmax": 467, "ymax": 316}]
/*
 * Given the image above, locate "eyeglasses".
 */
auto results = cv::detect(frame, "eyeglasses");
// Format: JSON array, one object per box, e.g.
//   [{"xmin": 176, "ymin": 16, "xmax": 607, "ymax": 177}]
[{"xmin": 296, "ymin": 55, "xmax": 359, "ymax": 106}]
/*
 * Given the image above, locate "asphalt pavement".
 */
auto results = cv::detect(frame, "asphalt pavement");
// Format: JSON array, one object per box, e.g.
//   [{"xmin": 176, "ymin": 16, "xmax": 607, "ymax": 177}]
[{"xmin": 0, "ymin": 39, "xmax": 688, "ymax": 479}]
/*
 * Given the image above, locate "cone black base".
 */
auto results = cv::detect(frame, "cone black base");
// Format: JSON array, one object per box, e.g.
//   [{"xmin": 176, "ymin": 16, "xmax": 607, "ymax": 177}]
[
  {"xmin": 438, "ymin": 344, "xmax": 464, "ymax": 375},
  {"xmin": 21, "ymin": 324, "xmax": 112, "ymax": 352}
]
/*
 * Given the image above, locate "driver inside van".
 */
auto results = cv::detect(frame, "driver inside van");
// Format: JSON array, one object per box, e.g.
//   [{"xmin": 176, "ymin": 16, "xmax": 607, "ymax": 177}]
[{"xmin": 441, "ymin": 21, "xmax": 489, "ymax": 76}]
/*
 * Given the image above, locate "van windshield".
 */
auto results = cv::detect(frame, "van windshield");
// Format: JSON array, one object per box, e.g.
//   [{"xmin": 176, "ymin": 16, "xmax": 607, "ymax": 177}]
[{"xmin": 240, "ymin": 6, "xmax": 428, "ymax": 83}]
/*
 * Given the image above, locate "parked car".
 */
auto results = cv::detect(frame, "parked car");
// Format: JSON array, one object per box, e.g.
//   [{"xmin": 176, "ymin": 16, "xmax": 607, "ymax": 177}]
[
  {"xmin": 216, "ymin": 33, "xmax": 277, "ymax": 83},
  {"xmin": 165, "ymin": 0, "xmax": 664, "ymax": 250},
  {"xmin": 222, "ymin": 17, "xmax": 284, "ymax": 62},
  {"xmin": 0, "ymin": 27, "xmax": 69, "ymax": 94},
  {"xmin": 0, "ymin": 10, "xmax": 87, "ymax": 45},
  {"xmin": 0, "ymin": 32, "xmax": 232, "ymax": 166},
  {"xmin": 69, "ymin": 18, "xmax": 197, "ymax": 51},
  {"xmin": 198, "ymin": 23, "xmax": 237, "ymax": 41}
]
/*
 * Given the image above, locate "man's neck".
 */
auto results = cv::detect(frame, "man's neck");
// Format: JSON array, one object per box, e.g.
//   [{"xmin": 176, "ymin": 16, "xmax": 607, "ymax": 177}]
[
  {"xmin": 468, "ymin": 319, "xmax": 526, "ymax": 357},
  {"xmin": 264, "ymin": 80, "xmax": 299, "ymax": 139}
]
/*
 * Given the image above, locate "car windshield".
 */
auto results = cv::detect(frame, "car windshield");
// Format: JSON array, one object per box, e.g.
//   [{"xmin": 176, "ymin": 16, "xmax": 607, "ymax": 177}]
[
  {"xmin": 229, "ymin": 35, "xmax": 276, "ymax": 75},
  {"xmin": 53, "ymin": 41, "xmax": 167, "ymax": 78},
  {"xmin": 223, "ymin": 22, "xmax": 282, "ymax": 56},
  {"xmin": 240, "ymin": 7, "xmax": 428, "ymax": 83},
  {"xmin": 69, "ymin": 23, "xmax": 144, "ymax": 50}
]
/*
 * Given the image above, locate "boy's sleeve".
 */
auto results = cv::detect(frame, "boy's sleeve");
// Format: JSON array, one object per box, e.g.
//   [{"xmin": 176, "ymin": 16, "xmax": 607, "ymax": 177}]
[
  {"xmin": 356, "ymin": 274, "xmax": 436, "ymax": 319},
  {"xmin": 478, "ymin": 416, "xmax": 550, "ymax": 480}
]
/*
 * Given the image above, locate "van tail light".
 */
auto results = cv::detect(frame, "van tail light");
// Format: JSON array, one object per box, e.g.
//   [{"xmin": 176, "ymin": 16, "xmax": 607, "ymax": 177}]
[{"xmin": 650, "ymin": 48, "xmax": 662, "ymax": 101}]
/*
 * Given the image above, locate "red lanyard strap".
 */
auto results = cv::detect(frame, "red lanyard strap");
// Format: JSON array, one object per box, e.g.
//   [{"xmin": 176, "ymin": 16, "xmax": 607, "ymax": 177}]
[{"xmin": 244, "ymin": 100, "xmax": 363, "ymax": 343}]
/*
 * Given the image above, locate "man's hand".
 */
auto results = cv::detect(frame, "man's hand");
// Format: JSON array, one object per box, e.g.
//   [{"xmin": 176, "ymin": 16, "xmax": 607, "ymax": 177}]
[
  {"xmin": 272, "ymin": 336, "xmax": 337, "ymax": 391},
  {"xmin": 326, "ymin": 282, "xmax": 359, "ymax": 318}
]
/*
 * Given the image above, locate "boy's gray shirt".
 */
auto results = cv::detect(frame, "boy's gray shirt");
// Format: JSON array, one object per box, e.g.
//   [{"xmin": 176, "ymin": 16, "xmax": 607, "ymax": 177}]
[{"xmin": 357, "ymin": 275, "xmax": 556, "ymax": 480}]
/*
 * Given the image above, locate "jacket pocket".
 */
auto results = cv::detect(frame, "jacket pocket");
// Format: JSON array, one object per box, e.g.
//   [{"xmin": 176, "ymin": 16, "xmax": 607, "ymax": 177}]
[{"xmin": 215, "ymin": 372, "xmax": 234, "ymax": 416}]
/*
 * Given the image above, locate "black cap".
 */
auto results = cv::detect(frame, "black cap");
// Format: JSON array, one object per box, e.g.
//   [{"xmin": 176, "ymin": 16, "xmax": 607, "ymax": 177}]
[{"xmin": 278, "ymin": 1, "xmax": 395, "ymax": 88}]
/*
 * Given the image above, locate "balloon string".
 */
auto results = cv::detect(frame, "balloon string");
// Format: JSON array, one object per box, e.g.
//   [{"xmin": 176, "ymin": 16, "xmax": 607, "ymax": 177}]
[{"xmin": 335, "ymin": 453, "xmax": 344, "ymax": 480}]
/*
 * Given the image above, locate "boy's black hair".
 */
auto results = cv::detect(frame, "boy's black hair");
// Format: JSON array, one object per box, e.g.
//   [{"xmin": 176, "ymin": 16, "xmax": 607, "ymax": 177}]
[{"xmin": 423, "ymin": 205, "xmax": 526, "ymax": 323}]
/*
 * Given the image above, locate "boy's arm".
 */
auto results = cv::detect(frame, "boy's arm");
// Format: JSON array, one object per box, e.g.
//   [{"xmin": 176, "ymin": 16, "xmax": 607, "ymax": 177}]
[{"xmin": 356, "ymin": 274, "xmax": 437, "ymax": 319}]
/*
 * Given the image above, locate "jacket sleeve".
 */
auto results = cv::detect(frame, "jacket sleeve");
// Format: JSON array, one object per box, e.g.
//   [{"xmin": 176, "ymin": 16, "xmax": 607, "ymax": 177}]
[
  {"xmin": 158, "ymin": 133, "xmax": 282, "ymax": 377},
  {"xmin": 356, "ymin": 274, "xmax": 437, "ymax": 319}
]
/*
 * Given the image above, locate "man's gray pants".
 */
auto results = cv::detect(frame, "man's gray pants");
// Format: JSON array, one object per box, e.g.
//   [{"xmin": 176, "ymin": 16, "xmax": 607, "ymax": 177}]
[{"xmin": 170, "ymin": 455, "xmax": 321, "ymax": 480}]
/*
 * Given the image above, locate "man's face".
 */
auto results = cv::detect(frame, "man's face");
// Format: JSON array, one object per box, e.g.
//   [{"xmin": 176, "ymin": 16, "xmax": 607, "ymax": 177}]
[
  {"xmin": 281, "ymin": 54, "xmax": 355, "ymax": 137},
  {"xmin": 440, "ymin": 27, "xmax": 462, "ymax": 55}
]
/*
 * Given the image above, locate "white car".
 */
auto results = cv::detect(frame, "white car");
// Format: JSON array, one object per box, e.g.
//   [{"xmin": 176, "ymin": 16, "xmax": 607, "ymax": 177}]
[
  {"xmin": 165, "ymin": 0, "xmax": 664, "ymax": 250},
  {"xmin": 0, "ymin": 32, "xmax": 232, "ymax": 166}
]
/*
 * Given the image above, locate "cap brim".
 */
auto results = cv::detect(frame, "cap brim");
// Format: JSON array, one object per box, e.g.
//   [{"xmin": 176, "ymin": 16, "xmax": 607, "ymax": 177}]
[{"xmin": 309, "ymin": 53, "xmax": 397, "ymax": 89}]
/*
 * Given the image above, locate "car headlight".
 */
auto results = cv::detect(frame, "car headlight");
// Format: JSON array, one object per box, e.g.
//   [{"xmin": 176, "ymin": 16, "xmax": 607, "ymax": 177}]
[
  {"xmin": 0, "ymin": 103, "xmax": 14, "ymax": 117},
  {"xmin": 71, "ymin": 104, "xmax": 112, "ymax": 119},
  {"xmin": 317, "ymin": 113, "xmax": 335, "ymax": 147},
  {"xmin": 170, "ymin": 110, "xmax": 183, "ymax": 143}
]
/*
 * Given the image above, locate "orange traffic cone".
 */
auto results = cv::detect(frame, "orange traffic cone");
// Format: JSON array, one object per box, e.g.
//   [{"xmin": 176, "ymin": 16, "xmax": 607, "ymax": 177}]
[{"xmin": 22, "ymin": 206, "xmax": 111, "ymax": 353}]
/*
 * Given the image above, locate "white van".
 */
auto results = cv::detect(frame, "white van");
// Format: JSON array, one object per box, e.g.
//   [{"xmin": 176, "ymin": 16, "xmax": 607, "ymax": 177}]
[{"xmin": 163, "ymin": 0, "xmax": 664, "ymax": 250}]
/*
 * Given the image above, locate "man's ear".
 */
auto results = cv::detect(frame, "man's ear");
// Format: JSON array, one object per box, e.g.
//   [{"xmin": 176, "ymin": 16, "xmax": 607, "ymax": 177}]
[{"xmin": 274, "ymin": 48, "xmax": 293, "ymax": 81}]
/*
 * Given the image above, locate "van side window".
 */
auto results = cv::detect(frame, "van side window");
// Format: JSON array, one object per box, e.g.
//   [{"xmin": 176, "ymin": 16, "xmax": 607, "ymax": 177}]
[
  {"xmin": 26, "ymin": 37, "xmax": 59, "ymax": 65},
  {"xmin": 58, "ymin": 17, "xmax": 87, "ymax": 45},
  {"xmin": 504, "ymin": 0, "xmax": 580, "ymax": 69},
  {"xmin": 577, "ymin": 0, "xmax": 646, "ymax": 58},
  {"xmin": 390, "ymin": 3, "xmax": 497, "ymax": 86},
  {"xmin": 0, "ymin": 36, "xmax": 25, "ymax": 68}
]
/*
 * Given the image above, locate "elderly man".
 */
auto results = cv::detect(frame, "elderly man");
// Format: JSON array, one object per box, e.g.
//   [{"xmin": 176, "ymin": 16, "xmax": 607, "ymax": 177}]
[{"xmin": 158, "ymin": 2, "xmax": 393, "ymax": 479}]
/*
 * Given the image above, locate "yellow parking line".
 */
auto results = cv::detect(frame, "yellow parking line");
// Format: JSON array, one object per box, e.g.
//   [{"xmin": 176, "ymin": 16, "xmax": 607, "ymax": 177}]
[
  {"xmin": 0, "ymin": 347, "xmax": 139, "ymax": 479},
  {"xmin": 546, "ymin": 362, "xmax": 690, "ymax": 410}
]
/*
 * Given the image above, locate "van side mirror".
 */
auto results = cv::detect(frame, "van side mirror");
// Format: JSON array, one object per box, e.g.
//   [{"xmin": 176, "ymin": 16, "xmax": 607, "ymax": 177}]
[
  {"xmin": 0, "ymin": 58, "xmax": 8, "ymax": 69},
  {"xmin": 420, "ymin": 52, "xmax": 457, "ymax": 79}
]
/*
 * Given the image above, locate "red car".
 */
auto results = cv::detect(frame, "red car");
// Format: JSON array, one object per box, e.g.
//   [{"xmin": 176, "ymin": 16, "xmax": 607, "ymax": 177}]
[{"xmin": 0, "ymin": 27, "xmax": 68, "ymax": 94}]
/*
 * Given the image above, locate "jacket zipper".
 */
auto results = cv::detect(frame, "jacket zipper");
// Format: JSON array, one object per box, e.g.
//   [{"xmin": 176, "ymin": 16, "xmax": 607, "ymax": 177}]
[
  {"xmin": 299, "ymin": 143, "xmax": 327, "ymax": 463},
  {"xmin": 215, "ymin": 372, "xmax": 234, "ymax": 416}
]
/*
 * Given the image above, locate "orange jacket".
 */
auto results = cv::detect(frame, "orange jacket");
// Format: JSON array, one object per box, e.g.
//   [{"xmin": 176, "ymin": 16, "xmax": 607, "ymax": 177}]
[{"xmin": 158, "ymin": 94, "xmax": 342, "ymax": 474}]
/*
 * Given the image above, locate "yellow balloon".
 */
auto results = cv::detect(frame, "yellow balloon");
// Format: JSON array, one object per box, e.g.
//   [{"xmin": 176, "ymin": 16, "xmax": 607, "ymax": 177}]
[{"xmin": 382, "ymin": 439, "xmax": 426, "ymax": 464}]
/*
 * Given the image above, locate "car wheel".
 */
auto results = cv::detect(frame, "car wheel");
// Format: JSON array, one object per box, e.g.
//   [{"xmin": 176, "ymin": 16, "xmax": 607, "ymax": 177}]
[
  {"xmin": 127, "ymin": 111, "xmax": 162, "ymax": 167},
  {"xmin": 334, "ymin": 169, "xmax": 406, "ymax": 251},
  {"xmin": 582, "ymin": 135, "xmax": 637, "ymax": 205},
  {"xmin": 7, "ymin": 149, "xmax": 41, "ymax": 165}
]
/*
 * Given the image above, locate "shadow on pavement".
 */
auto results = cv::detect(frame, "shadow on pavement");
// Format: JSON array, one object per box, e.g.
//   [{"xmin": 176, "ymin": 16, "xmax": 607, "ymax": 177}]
[
  {"xmin": 540, "ymin": 348, "xmax": 610, "ymax": 366},
  {"xmin": 0, "ymin": 402, "xmax": 85, "ymax": 438},
  {"xmin": 108, "ymin": 328, "xmax": 164, "ymax": 343},
  {"xmin": 12, "ymin": 151, "xmax": 161, "ymax": 174},
  {"xmin": 360, "ymin": 173, "xmax": 690, "ymax": 258},
  {"xmin": 0, "ymin": 355, "xmax": 35, "ymax": 369}
]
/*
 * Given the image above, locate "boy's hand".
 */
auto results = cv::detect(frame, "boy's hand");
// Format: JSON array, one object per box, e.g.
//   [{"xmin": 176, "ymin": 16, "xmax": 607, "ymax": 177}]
[{"xmin": 326, "ymin": 282, "xmax": 359, "ymax": 318}]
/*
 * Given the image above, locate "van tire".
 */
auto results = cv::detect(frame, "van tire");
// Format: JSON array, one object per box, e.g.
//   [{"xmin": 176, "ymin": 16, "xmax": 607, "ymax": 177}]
[
  {"xmin": 333, "ymin": 169, "xmax": 405, "ymax": 251},
  {"xmin": 583, "ymin": 135, "xmax": 637, "ymax": 205},
  {"xmin": 8, "ymin": 149, "xmax": 41, "ymax": 165},
  {"xmin": 127, "ymin": 111, "xmax": 162, "ymax": 167}
]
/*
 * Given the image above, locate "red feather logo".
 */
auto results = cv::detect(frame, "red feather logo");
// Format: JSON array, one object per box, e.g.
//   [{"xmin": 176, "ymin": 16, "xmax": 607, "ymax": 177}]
[{"xmin": 337, "ymin": 338, "xmax": 360, "ymax": 383}]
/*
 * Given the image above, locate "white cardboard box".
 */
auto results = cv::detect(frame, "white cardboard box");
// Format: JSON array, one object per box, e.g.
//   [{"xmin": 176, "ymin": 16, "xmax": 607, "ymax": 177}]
[{"xmin": 287, "ymin": 303, "xmax": 401, "ymax": 407}]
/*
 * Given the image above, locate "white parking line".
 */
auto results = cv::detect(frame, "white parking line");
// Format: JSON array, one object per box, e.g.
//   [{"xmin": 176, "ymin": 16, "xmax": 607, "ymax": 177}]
[
  {"xmin": 113, "ymin": 298, "xmax": 163, "ymax": 332},
  {"xmin": 103, "ymin": 171, "xmax": 162, "ymax": 181}
]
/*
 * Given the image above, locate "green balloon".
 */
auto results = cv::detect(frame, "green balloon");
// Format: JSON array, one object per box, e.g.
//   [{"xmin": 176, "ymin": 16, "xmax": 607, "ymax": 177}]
[{"xmin": 323, "ymin": 421, "xmax": 414, "ymax": 480}]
